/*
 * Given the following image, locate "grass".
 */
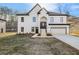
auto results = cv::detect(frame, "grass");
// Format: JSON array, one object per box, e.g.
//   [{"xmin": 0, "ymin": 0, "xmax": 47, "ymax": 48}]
[
  {"xmin": 70, "ymin": 31, "xmax": 79, "ymax": 37},
  {"xmin": 0, "ymin": 32, "xmax": 16, "ymax": 38},
  {"xmin": 0, "ymin": 34, "xmax": 31, "ymax": 55},
  {"xmin": 0, "ymin": 32, "xmax": 79, "ymax": 55},
  {"xmin": 43, "ymin": 38, "xmax": 79, "ymax": 55}
]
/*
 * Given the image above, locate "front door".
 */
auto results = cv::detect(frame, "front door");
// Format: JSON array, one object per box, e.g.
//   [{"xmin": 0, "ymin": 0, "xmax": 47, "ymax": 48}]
[{"xmin": 40, "ymin": 22, "xmax": 47, "ymax": 29}]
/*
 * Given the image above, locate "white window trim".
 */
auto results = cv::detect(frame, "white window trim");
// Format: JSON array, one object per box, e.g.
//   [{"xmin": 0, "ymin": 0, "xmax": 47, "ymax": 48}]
[
  {"xmin": 21, "ymin": 17, "xmax": 24, "ymax": 22},
  {"xmin": 33, "ymin": 17, "xmax": 36, "ymax": 22},
  {"xmin": 50, "ymin": 17, "xmax": 54, "ymax": 23},
  {"xmin": 60, "ymin": 17, "xmax": 63, "ymax": 23}
]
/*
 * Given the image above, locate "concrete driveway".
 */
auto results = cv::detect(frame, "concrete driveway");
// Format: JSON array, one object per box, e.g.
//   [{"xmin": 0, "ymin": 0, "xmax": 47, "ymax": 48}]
[{"xmin": 53, "ymin": 34, "xmax": 79, "ymax": 50}]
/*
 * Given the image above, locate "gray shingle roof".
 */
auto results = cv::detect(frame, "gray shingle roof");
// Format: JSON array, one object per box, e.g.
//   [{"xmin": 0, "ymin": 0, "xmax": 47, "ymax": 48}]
[{"xmin": 47, "ymin": 12, "xmax": 68, "ymax": 16}]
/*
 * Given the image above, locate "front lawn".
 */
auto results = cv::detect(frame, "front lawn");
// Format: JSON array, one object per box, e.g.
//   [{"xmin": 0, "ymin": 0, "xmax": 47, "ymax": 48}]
[{"xmin": 0, "ymin": 33, "xmax": 78, "ymax": 55}]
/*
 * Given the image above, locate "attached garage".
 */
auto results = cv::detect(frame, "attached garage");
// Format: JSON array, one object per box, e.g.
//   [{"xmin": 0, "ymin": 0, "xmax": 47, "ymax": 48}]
[
  {"xmin": 49, "ymin": 24, "xmax": 70, "ymax": 35},
  {"xmin": 51, "ymin": 27, "xmax": 67, "ymax": 34}
]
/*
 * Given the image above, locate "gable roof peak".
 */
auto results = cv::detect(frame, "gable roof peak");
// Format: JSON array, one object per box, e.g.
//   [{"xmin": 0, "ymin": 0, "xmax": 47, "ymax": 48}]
[
  {"xmin": 42, "ymin": 8, "xmax": 48, "ymax": 11},
  {"xmin": 38, "ymin": 7, "xmax": 48, "ymax": 14},
  {"xmin": 36, "ymin": 3, "xmax": 41, "ymax": 7},
  {"xmin": 27, "ymin": 3, "xmax": 41, "ymax": 14},
  {"xmin": 33, "ymin": 3, "xmax": 41, "ymax": 8}
]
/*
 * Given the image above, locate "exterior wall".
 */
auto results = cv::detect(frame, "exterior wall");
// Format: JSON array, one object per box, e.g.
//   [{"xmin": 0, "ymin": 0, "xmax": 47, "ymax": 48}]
[
  {"xmin": 17, "ymin": 14, "xmax": 69, "ymax": 34},
  {"xmin": 0, "ymin": 20, "xmax": 6, "ymax": 33},
  {"xmin": 29, "ymin": 5, "xmax": 41, "ymax": 33},
  {"xmin": 17, "ymin": 5, "xmax": 41, "ymax": 34},
  {"xmin": 47, "ymin": 16, "xmax": 68, "ymax": 34},
  {"xmin": 17, "ymin": 15, "xmax": 31, "ymax": 34},
  {"xmin": 37, "ymin": 9, "xmax": 67, "ymax": 34},
  {"xmin": 49, "ymin": 16, "xmax": 67, "ymax": 24}
]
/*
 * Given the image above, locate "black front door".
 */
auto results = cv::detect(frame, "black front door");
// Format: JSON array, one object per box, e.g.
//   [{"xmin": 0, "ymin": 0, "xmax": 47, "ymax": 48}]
[
  {"xmin": 36, "ymin": 27, "xmax": 38, "ymax": 33},
  {"xmin": 40, "ymin": 22, "xmax": 47, "ymax": 29}
]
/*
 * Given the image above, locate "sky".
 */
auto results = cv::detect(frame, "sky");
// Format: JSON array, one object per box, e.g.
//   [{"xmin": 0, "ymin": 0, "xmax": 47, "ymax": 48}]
[{"xmin": 0, "ymin": 3, "xmax": 79, "ymax": 17}]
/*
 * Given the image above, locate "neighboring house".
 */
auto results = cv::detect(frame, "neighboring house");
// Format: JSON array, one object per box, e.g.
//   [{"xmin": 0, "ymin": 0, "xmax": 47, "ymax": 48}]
[
  {"xmin": 0, "ymin": 19, "xmax": 6, "ymax": 33},
  {"xmin": 16, "ymin": 4, "xmax": 70, "ymax": 35}
]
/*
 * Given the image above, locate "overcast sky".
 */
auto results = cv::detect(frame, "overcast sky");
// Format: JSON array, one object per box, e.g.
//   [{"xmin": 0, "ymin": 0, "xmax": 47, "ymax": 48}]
[{"xmin": 0, "ymin": 3, "xmax": 79, "ymax": 17}]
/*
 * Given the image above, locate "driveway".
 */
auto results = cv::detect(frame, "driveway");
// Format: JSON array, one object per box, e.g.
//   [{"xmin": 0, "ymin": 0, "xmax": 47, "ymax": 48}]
[{"xmin": 53, "ymin": 34, "xmax": 79, "ymax": 50}]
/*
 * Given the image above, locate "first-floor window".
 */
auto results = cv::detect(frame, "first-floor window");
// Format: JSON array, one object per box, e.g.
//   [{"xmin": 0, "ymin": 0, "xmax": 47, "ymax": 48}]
[
  {"xmin": 32, "ymin": 27, "xmax": 34, "ymax": 32},
  {"xmin": 21, "ymin": 27, "xmax": 24, "ymax": 32}
]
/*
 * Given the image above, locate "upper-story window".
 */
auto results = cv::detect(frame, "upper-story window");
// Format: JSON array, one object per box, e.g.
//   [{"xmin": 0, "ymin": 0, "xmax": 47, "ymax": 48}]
[
  {"xmin": 21, "ymin": 17, "xmax": 24, "ymax": 22},
  {"xmin": 50, "ymin": 17, "xmax": 54, "ymax": 22},
  {"xmin": 60, "ymin": 17, "xmax": 63, "ymax": 22},
  {"xmin": 33, "ymin": 17, "xmax": 36, "ymax": 22}
]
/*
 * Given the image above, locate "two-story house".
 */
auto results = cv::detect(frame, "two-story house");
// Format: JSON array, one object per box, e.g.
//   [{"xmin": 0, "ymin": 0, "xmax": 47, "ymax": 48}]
[{"xmin": 16, "ymin": 4, "xmax": 70, "ymax": 35}]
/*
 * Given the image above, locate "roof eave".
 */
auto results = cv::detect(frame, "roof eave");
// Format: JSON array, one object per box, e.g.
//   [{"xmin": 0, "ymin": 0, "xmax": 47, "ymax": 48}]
[
  {"xmin": 16, "ymin": 14, "xmax": 29, "ymax": 16},
  {"xmin": 49, "ymin": 24, "xmax": 70, "ymax": 25}
]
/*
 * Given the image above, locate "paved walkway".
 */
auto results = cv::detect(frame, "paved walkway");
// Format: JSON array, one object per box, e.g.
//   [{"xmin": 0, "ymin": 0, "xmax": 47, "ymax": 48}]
[{"xmin": 53, "ymin": 35, "xmax": 79, "ymax": 50}]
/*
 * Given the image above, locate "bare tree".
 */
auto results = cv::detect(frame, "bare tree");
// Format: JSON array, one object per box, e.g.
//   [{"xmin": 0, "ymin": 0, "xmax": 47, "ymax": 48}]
[
  {"xmin": 0, "ymin": 6, "xmax": 18, "ymax": 32},
  {"xmin": 63, "ymin": 5, "xmax": 71, "ymax": 15},
  {"xmin": 0, "ymin": 6, "xmax": 12, "ymax": 19},
  {"xmin": 6, "ymin": 15, "xmax": 17, "ymax": 32},
  {"xmin": 56, "ymin": 3, "xmax": 63, "ymax": 14},
  {"xmin": 56, "ymin": 3, "xmax": 71, "ymax": 15}
]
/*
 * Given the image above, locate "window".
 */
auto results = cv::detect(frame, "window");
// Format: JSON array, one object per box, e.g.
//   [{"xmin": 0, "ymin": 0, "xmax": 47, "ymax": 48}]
[
  {"xmin": 21, "ymin": 27, "xmax": 24, "ymax": 32},
  {"xmin": 50, "ymin": 17, "xmax": 54, "ymax": 22},
  {"xmin": 32, "ymin": 27, "xmax": 34, "ymax": 32},
  {"xmin": 21, "ymin": 17, "xmax": 24, "ymax": 22},
  {"xmin": 60, "ymin": 17, "xmax": 63, "ymax": 22},
  {"xmin": 33, "ymin": 17, "xmax": 36, "ymax": 22}
]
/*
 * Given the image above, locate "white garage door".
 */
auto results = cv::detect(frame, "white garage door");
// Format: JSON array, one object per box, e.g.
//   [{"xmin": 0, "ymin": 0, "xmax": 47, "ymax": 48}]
[{"xmin": 51, "ymin": 27, "xmax": 66, "ymax": 34}]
